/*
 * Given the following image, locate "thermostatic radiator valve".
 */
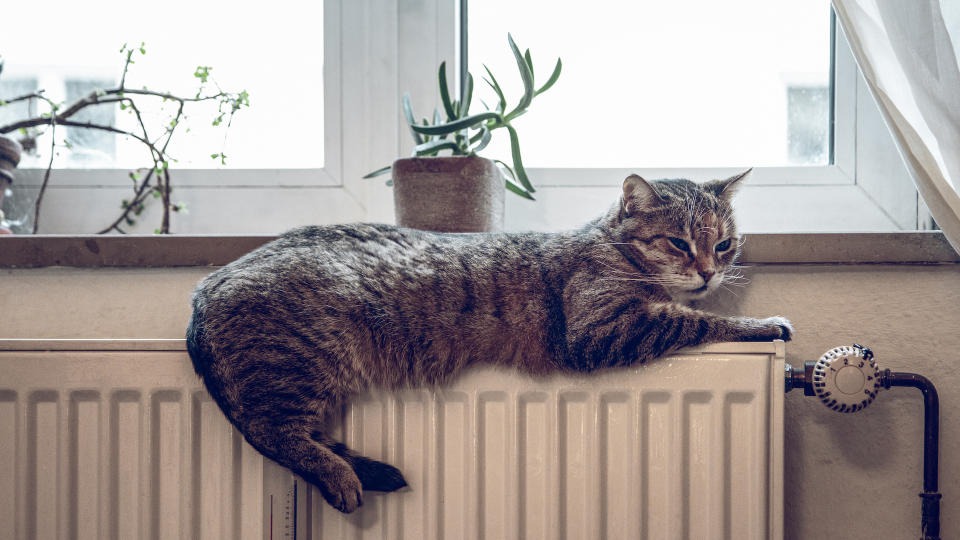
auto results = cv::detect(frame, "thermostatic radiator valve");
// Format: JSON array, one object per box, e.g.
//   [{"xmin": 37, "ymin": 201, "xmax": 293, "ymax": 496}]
[
  {"xmin": 785, "ymin": 344, "xmax": 880, "ymax": 412},
  {"xmin": 785, "ymin": 344, "xmax": 942, "ymax": 540}
]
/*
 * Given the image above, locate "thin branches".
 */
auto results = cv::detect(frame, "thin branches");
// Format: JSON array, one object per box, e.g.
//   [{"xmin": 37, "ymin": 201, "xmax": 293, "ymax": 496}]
[{"xmin": 0, "ymin": 42, "xmax": 249, "ymax": 233}]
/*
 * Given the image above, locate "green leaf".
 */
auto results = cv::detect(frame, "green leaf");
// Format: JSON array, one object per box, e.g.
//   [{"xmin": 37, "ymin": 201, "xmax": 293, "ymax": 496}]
[
  {"xmin": 420, "ymin": 118, "xmax": 432, "ymax": 142},
  {"xmin": 505, "ymin": 176, "xmax": 536, "ymax": 200},
  {"xmin": 431, "ymin": 109, "xmax": 445, "ymax": 140},
  {"xmin": 410, "ymin": 111, "xmax": 501, "ymax": 135},
  {"xmin": 482, "ymin": 65, "xmax": 507, "ymax": 113},
  {"xmin": 460, "ymin": 72, "xmax": 474, "ymax": 117},
  {"xmin": 535, "ymin": 58, "xmax": 562, "ymax": 96},
  {"xmin": 414, "ymin": 139, "xmax": 461, "ymax": 156},
  {"xmin": 469, "ymin": 125, "xmax": 491, "ymax": 153},
  {"xmin": 506, "ymin": 33, "xmax": 534, "ymax": 118},
  {"xmin": 505, "ymin": 124, "xmax": 535, "ymax": 193},
  {"xmin": 363, "ymin": 165, "xmax": 392, "ymax": 179},
  {"xmin": 494, "ymin": 159, "xmax": 535, "ymax": 200},
  {"xmin": 401, "ymin": 93, "xmax": 424, "ymax": 145},
  {"xmin": 438, "ymin": 61, "xmax": 457, "ymax": 120},
  {"xmin": 524, "ymin": 49, "xmax": 534, "ymax": 86},
  {"xmin": 194, "ymin": 66, "xmax": 212, "ymax": 83}
]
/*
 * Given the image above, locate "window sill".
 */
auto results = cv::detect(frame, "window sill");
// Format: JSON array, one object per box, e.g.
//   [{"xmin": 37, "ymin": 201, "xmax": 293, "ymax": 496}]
[{"xmin": 0, "ymin": 231, "xmax": 957, "ymax": 268}]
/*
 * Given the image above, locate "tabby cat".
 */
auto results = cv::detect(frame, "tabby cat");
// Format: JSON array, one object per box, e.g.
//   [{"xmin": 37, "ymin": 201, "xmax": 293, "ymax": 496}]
[{"xmin": 186, "ymin": 171, "xmax": 792, "ymax": 513}]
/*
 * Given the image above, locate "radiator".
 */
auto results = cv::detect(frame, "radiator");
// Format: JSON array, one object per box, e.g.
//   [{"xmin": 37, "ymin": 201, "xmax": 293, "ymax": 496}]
[{"xmin": 0, "ymin": 339, "xmax": 785, "ymax": 540}]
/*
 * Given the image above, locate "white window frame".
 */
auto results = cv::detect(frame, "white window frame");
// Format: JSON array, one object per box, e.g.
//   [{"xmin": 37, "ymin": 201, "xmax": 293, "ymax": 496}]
[
  {"xmin": 10, "ymin": 0, "xmax": 459, "ymax": 234},
  {"xmin": 7, "ymin": 2, "xmax": 921, "ymax": 234},
  {"xmin": 486, "ymin": 11, "xmax": 921, "ymax": 233}
]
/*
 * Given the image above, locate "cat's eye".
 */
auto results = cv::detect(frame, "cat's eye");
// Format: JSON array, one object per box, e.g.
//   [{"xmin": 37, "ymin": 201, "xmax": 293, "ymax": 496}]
[
  {"xmin": 715, "ymin": 238, "xmax": 732, "ymax": 252},
  {"xmin": 667, "ymin": 237, "xmax": 690, "ymax": 252}
]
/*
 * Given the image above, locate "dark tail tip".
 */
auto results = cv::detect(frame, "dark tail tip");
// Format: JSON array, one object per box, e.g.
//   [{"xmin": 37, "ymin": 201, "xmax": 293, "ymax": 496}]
[{"xmin": 350, "ymin": 456, "xmax": 408, "ymax": 492}]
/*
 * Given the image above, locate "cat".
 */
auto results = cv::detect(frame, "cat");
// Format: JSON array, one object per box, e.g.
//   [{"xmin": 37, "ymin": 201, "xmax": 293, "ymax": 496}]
[{"xmin": 186, "ymin": 170, "xmax": 792, "ymax": 513}]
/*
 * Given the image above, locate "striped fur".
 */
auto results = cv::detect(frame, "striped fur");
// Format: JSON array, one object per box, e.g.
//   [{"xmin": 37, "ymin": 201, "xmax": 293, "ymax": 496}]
[{"xmin": 186, "ymin": 172, "xmax": 792, "ymax": 513}]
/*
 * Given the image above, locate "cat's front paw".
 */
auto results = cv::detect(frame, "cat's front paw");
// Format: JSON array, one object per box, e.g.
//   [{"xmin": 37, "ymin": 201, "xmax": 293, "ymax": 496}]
[{"xmin": 760, "ymin": 316, "xmax": 793, "ymax": 341}]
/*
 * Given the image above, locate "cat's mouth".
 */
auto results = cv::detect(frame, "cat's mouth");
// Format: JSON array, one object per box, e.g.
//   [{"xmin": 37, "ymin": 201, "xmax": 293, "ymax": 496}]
[{"xmin": 689, "ymin": 285, "xmax": 709, "ymax": 294}]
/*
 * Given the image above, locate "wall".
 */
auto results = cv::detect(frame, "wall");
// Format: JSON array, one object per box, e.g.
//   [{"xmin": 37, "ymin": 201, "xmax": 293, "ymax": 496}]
[{"xmin": 2, "ymin": 262, "xmax": 958, "ymax": 539}]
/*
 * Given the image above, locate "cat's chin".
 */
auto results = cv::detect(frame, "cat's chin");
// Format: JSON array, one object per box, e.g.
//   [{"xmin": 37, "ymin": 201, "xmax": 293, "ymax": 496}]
[{"xmin": 671, "ymin": 285, "xmax": 713, "ymax": 303}]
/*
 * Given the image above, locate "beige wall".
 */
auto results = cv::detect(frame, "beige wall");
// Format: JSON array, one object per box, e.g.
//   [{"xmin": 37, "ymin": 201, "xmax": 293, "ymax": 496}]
[{"xmin": 2, "ymin": 263, "xmax": 958, "ymax": 539}]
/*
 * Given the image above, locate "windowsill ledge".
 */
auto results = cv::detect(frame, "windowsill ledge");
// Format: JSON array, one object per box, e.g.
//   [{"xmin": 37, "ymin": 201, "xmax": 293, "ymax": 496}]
[{"xmin": 0, "ymin": 231, "xmax": 957, "ymax": 268}]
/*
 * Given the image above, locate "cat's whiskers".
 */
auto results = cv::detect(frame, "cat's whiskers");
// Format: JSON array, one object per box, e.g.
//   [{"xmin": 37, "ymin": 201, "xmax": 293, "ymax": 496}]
[
  {"xmin": 599, "ymin": 275, "xmax": 688, "ymax": 285},
  {"xmin": 719, "ymin": 283, "xmax": 741, "ymax": 297},
  {"xmin": 720, "ymin": 275, "xmax": 750, "ymax": 288}
]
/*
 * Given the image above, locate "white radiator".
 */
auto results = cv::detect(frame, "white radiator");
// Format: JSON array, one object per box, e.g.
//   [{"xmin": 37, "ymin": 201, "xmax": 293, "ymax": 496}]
[{"xmin": 0, "ymin": 339, "xmax": 784, "ymax": 540}]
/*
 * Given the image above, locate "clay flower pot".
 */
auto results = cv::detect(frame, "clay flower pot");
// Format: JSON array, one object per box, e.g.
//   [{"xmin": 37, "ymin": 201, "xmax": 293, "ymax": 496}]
[
  {"xmin": 392, "ymin": 155, "xmax": 505, "ymax": 233},
  {"xmin": 0, "ymin": 135, "xmax": 22, "ymax": 234}
]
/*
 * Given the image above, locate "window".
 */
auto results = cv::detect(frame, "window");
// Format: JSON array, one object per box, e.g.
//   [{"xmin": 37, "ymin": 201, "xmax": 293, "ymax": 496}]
[
  {"xmin": 3, "ymin": 0, "xmax": 324, "ymax": 170},
  {"xmin": 1, "ymin": 0, "xmax": 351, "ymax": 234},
  {"xmin": 0, "ymin": 0, "xmax": 925, "ymax": 235},
  {"xmin": 468, "ymin": 1, "xmax": 923, "ymax": 233}
]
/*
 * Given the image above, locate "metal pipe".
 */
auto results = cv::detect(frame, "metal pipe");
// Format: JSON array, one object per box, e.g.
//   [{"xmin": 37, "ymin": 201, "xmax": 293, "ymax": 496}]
[
  {"xmin": 784, "ymin": 363, "xmax": 942, "ymax": 539},
  {"xmin": 883, "ymin": 370, "xmax": 941, "ymax": 540}
]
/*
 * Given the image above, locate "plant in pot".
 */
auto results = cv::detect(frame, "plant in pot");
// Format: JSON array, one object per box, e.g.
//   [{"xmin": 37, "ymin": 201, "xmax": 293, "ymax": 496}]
[
  {"xmin": 366, "ymin": 33, "xmax": 561, "ymax": 233},
  {"xmin": 0, "ymin": 46, "xmax": 248, "ymax": 234}
]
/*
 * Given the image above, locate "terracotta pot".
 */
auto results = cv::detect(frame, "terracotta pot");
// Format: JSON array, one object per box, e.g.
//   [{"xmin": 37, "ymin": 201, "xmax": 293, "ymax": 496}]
[
  {"xmin": 392, "ymin": 155, "xmax": 505, "ymax": 233},
  {"xmin": 0, "ymin": 135, "xmax": 21, "ymax": 234}
]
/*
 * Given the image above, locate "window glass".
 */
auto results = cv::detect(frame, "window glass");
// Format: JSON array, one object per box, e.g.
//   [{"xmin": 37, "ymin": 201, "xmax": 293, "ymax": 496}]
[
  {"xmin": 0, "ymin": 0, "xmax": 323, "ymax": 169},
  {"xmin": 469, "ymin": 0, "xmax": 832, "ymax": 168}
]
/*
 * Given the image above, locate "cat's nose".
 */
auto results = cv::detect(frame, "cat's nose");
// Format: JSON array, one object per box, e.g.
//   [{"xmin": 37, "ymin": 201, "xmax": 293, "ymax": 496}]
[{"xmin": 699, "ymin": 270, "xmax": 715, "ymax": 284}]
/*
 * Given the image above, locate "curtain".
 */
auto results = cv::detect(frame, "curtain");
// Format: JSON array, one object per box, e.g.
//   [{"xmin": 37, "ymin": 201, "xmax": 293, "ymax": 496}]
[{"xmin": 833, "ymin": 0, "xmax": 960, "ymax": 254}]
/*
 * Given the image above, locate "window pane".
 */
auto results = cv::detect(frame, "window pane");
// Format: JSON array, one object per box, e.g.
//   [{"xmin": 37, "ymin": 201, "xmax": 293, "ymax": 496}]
[
  {"xmin": 0, "ymin": 0, "xmax": 323, "ymax": 169},
  {"xmin": 469, "ymin": 0, "xmax": 832, "ymax": 168}
]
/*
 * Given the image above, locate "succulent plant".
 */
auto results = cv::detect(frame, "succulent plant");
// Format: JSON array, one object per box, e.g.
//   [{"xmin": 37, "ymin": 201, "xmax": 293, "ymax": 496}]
[{"xmin": 366, "ymin": 33, "xmax": 561, "ymax": 200}]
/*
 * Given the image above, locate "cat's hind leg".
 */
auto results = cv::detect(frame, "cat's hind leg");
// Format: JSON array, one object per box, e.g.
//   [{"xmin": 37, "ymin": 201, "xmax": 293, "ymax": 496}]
[
  {"xmin": 243, "ymin": 419, "xmax": 364, "ymax": 513},
  {"xmin": 311, "ymin": 431, "xmax": 409, "ymax": 492}
]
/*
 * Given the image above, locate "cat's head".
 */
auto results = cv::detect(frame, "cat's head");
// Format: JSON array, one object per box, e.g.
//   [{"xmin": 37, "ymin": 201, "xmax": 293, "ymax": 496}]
[{"xmin": 604, "ymin": 170, "xmax": 750, "ymax": 301}]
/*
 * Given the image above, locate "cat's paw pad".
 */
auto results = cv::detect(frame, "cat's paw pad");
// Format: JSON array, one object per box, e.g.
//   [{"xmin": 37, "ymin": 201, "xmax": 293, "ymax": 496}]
[{"xmin": 761, "ymin": 316, "xmax": 794, "ymax": 341}]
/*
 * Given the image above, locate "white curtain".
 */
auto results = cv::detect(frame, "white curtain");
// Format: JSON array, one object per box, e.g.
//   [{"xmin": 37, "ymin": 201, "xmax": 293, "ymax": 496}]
[{"xmin": 833, "ymin": 0, "xmax": 960, "ymax": 254}]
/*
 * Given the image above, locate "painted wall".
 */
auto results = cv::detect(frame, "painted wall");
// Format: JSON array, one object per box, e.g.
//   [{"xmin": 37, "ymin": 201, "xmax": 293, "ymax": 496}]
[{"xmin": 2, "ymin": 262, "xmax": 958, "ymax": 539}]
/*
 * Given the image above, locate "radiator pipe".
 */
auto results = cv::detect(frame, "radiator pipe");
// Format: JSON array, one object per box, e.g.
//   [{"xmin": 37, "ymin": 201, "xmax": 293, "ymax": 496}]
[
  {"xmin": 784, "ymin": 363, "xmax": 941, "ymax": 540},
  {"xmin": 882, "ymin": 370, "xmax": 941, "ymax": 540}
]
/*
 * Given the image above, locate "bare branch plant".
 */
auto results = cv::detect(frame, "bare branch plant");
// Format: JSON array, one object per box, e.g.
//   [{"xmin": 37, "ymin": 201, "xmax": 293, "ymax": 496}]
[{"xmin": 0, "ymin": 43, "xmax": 249, "ymax": 233}]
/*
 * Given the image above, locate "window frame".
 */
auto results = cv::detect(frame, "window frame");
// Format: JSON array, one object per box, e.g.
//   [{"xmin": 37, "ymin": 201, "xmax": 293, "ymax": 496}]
[
  {"xmin": 7, "ymin": 0, "xmax": 462, "ymax": 233},
  {"xmin": 3, "ymin": 1, "xmax": 922, "ymax": 234},
  {"xmin": 473, "ymin": 9, "xmax": 921, "ymax": 233}
]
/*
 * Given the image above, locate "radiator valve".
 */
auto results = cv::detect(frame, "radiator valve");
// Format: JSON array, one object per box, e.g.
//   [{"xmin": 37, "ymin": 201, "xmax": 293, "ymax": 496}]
[
  {"xmin": 784, "ymin": 344, "xmax": 880, "ymax": 413},
  {"xmin": 810, "ymin": 344, "xmax": 881, "ymax": 412}
]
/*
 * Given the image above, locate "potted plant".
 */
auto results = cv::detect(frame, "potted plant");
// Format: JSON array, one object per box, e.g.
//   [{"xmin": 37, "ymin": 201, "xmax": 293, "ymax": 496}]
[
  {"xmin": 0, "ymin": 46, "xmax": 248, "ymax": 234},
  {"xmin": 366, "ymin": 33, "xmax": 561, "ymax": 233}
]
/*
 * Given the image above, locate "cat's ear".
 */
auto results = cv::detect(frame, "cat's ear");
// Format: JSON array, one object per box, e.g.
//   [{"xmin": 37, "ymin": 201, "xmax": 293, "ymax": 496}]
[
  {"xmin": 705, "ymin": 168, "xmax": 752, "ymax": 201},
  {"xmin": 622, "ymin": 174, "xmax": 663, "ymax": 216}
]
